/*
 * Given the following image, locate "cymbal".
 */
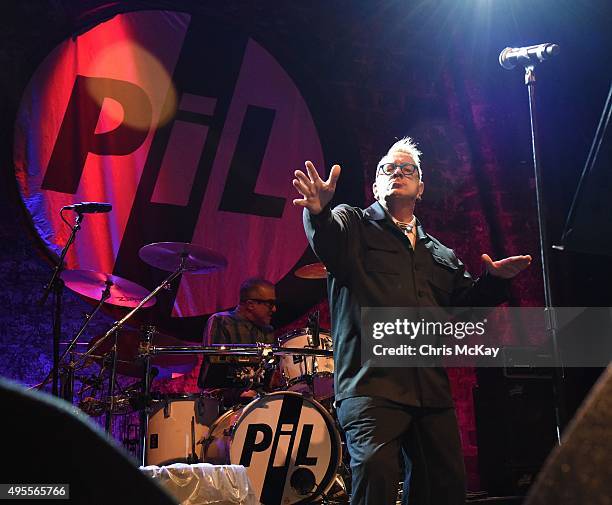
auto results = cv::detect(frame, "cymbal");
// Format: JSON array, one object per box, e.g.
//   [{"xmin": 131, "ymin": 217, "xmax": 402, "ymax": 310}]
[
  {"xmin": 61, "ymin": 270, "xmax": 156, "ymax": 308},
  {"xmin": 88, "ymin": 330, "xmax": 198, "ymax": 378},
  {"xmin": 294, "ymin": 262, "xmax": 327, "ymax": 279},
  {"xmin": 139, "ymin": 242, "xmax": 228, "ymax": 274}
]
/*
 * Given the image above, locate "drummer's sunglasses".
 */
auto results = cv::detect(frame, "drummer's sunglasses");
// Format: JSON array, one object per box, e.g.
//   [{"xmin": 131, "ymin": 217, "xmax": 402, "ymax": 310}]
[{"xmin": 248, "ymin": 299, "xmax": 277, "ymax": 309}]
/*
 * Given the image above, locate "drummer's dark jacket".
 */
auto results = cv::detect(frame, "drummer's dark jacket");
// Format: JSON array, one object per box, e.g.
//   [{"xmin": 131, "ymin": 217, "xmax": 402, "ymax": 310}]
[{"xmin": 304, "ymin": 201, "xmax": 510, "ymax": 408}]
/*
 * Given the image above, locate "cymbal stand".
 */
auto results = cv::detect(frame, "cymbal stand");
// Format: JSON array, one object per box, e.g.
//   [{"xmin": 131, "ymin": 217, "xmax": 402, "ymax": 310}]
[
  {"xmin": 59, "ymin": 351, "xmax": 75, "ymax": 403},
  {"xmin": 77, "ymin": 254, "xmax": 187, "ymax": 367},
  {"xmin": 84, "ymin": 255, "xmax": 187, "ymax": 434},
  {"xmin": 34, "ymin": 280, "xmax": 112, "ymax": 394},
  {"xmin": 307, "ymin": 311, "xmax": 321, "ymax": 396},
  {"xmin": 105, "ymin": 328, "xmax": 119, "ymax": 433},
  {"xmin": 139, "ymin": 325, "xmax": 155, "ymax": 465}
]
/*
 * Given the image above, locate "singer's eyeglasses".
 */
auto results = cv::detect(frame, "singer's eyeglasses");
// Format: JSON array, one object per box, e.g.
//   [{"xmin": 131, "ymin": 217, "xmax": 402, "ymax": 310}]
[{"xmin": 377, "ymin": 162, "xmax": 420, "ymax": 178}]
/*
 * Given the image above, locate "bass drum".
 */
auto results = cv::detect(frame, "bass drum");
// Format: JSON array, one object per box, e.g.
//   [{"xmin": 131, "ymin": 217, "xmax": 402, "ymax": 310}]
[
  {"xmin": 204, "ymin": 391, "xmax": 341, "ymax": 505},
  {"xmin": 146, "ymin": 393, "xmax": 220, "ymax": 467}
]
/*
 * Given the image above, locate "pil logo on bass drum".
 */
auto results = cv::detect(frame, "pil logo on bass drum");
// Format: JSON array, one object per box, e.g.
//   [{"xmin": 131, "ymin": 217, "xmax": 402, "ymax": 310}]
[{"xmin": 204, "ymin": 391, "xmax": 341, "ymax": 505}]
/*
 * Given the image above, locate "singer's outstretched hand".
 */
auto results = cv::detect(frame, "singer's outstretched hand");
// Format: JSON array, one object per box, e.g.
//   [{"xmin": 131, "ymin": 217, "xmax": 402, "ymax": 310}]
[
  {"xmin": 292, "ymin": 161, "xmax": 341, "ymax": 215},
  {"xmin": 482, "ymin": 253, "xmax": 532, "ymax": 279}
]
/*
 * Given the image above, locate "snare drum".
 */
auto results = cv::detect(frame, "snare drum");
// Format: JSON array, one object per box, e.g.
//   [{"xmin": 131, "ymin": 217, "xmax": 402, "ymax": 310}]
[
  {"xmin": 203, "ymin": 391, "xmax": 341, "ymax": 505},
  {"xmin": 278, "ymin": 328, "xmax": 334, "ymax": 401},
  {"xmin": 146, "ymin": 393, "xmax": 220, "ymax": 466}
]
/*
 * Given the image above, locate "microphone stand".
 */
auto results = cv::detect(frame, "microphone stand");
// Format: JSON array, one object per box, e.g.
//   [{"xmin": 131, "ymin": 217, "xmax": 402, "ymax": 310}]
[
  {"xmin": 523, "ymin": 63, "xmax": 566, "ymax": 441},
  {"xmin": 38, "ymin": 211, "xmax": 84, "ymax": 396}
]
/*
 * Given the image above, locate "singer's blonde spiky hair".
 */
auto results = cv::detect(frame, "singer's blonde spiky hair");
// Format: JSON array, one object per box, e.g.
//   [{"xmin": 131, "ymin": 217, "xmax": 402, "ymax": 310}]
[{"xmin": 378, "ymin": 137, "xmax": 423, "ymax": 180}]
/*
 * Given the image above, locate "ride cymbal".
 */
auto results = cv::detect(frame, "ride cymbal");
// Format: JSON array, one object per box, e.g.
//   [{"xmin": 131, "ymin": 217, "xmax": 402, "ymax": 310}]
[{"xmin": 139, "ymin": 242, "xmax": 228, "ymax": 274}]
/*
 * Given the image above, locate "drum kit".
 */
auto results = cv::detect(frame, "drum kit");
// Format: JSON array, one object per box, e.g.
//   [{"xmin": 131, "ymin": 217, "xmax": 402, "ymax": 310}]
[{"xmin": 38, "ymin": 238, "xmax": 348, "ymax": 504}]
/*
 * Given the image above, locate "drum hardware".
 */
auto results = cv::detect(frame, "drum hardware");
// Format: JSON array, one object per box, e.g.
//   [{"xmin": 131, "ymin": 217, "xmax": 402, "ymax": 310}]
[
  {"xmin": 85, "ymin": 329, "xmax": 198, "ymax": 379},
  {"xmin": 135, "ymin": 342, "xmax": 335, "ymax": 465},
  {"xmin": 78, "ymin": 393, "xmax": 134, "ymax": 417},
  {"xmin": 78, "ymin": 242, "xmax": 227, "ymax": 437},
  {"xmin": 103, "ymin": 328, "xmax": 122, "ymax": 433},
  {"xmin": 34, "ymin": 267, "xmax": 159, "ymax": 399},
  {"xmin": 76, "ymin": 372, "xmax": 105, "ymax": 392},
  {"xmin": 82, "ymin": 257, "xmax": 186, "ymax": 370},
  {"xmin": 33, "ymin": 277, "xmax": 113, "ymax": 394},
  {"xmin": 82, "ymin": 253, "xmax": 179, "ymax": 375},
  {"xmin": 308, "ymin": 309, "xmax": 321, "ymax": 348},
  {"xmin": 318, "ymin": 469, "xmax": 349, "ymax": 504},
  {"xmin": 138, "ymin": 325, "xmax": 156, "ymax": 466},
  {"xmin": 196, "ymin": 346, "xmax": 278, "ymax": 392}
]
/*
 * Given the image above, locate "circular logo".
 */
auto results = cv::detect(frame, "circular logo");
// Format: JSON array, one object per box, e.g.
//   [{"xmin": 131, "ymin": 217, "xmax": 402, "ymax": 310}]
[{"xmin": 14, "ymin": 10, "xmax": 346, "ymax": 329}]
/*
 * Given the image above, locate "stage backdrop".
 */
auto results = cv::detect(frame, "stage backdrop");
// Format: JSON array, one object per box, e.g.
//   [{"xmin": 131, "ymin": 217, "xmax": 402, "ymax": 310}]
[{"xmin": 14, "ymin": 10, "xmax": 364, "ymax": 335}]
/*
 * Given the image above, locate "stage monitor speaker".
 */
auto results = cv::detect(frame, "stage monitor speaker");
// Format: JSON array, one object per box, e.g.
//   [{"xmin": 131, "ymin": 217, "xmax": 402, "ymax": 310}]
[
  {"xmin": 474, "ymin": 370, "xmax": 558, "ymax": 496},
  {"xmin": 524, "ymin": 364, "xmax": 612, "ymax": 504},
  {"xmin": 0, "ymin": 377, "xmax": 176, "ymax": 504}
]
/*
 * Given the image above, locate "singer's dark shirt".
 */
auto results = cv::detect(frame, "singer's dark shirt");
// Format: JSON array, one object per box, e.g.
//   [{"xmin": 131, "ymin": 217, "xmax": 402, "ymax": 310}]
[{"xmin": 304, "ymin": 201, "xmax": 509, "ymax": 407}]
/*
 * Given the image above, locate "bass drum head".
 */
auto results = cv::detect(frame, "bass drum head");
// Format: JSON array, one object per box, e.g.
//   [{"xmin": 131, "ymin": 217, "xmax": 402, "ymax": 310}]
[{"xmin": 228, "ymin": 391, "xmax": 341, "ymax": 505}]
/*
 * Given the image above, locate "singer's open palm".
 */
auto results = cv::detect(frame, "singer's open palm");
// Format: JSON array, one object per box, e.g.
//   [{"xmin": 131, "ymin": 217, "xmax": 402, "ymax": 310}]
[{"xmin": 292, "ymin": 161, "xmax": 341, "ymax": 215}]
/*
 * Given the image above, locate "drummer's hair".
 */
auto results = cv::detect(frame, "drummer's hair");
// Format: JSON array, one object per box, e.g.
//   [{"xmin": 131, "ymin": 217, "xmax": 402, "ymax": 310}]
[{"xmin": 239, "ymin": 277, "xmax": 275, "ymax": 302}]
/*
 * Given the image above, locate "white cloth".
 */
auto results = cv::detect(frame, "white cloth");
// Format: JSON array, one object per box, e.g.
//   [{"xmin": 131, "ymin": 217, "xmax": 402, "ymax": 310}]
[{"xmin": 141, "ymin": 463, "xmax": 257, "ymax": 505}]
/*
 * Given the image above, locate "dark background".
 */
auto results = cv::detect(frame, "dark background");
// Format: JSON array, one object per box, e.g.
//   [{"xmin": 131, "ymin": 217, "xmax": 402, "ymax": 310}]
[{"xmin": 1, "ymin": 0, "xmax": 610, "ymax": 495}]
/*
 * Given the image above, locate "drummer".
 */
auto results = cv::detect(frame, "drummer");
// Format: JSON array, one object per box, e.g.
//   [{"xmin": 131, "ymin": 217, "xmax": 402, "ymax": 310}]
[
  {"xmin": 197, "ymin": 278, "xmax": 278, "ymax": 403},
  {"xmin": 202, "ymin": 278, "xmax": 277, "ymax": 346}
]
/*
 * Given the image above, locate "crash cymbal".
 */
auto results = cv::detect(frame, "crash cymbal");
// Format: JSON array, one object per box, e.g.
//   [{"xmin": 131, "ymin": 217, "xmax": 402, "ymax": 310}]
[
  {"xmin": 61, "ymin": 270, "xmax": 156, "ymax": 308},
  {"xmin": 88, "ymin": 330, "xmax": 198, "ymax": 378},
  {"xmin": 139, "ymin": 242, "xmax": 228, "ymax": 274},
  {"xmin": 294, "ymin": 262, "xmax": 327, "ymax": 279}
]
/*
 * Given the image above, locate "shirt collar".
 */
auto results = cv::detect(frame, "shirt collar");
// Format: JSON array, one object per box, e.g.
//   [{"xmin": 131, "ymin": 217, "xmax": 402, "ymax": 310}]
[{"xmin": 364, "ymin": 201, "xmax": 430, "ymax": 242}]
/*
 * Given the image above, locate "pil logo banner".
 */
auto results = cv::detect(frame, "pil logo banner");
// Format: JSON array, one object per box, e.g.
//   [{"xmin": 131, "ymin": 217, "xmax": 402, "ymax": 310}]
[{"xmin": 14, "ymin": 10, "xmax": 337, "ymax": 323}]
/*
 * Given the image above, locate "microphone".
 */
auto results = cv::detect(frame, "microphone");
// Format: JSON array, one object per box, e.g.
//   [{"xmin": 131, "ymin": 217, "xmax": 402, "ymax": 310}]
[
  {"xmin": 62, "ymin": 202, "xmax": 112, "ymax": 213},
  {"xmin": 499, "ymin": 43, "xmax": 560, "ymax": 70}
]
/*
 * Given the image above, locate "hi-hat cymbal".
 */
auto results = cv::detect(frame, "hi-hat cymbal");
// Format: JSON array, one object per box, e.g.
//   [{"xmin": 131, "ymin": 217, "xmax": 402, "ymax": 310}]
[
  {"xmin": 88, "ymin": 330, "xmax": 198, "ymax": 378},
  {"xmin": 295, "ymin": 262, "xmax": 327, "ymax": 279},
  {"xmin": 139, "ymin": 242, "xmax": 228, "ymax": 274},
  {"xmin": 61, "ymin": 270, "xmax": 156, "ymax": 308}
]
